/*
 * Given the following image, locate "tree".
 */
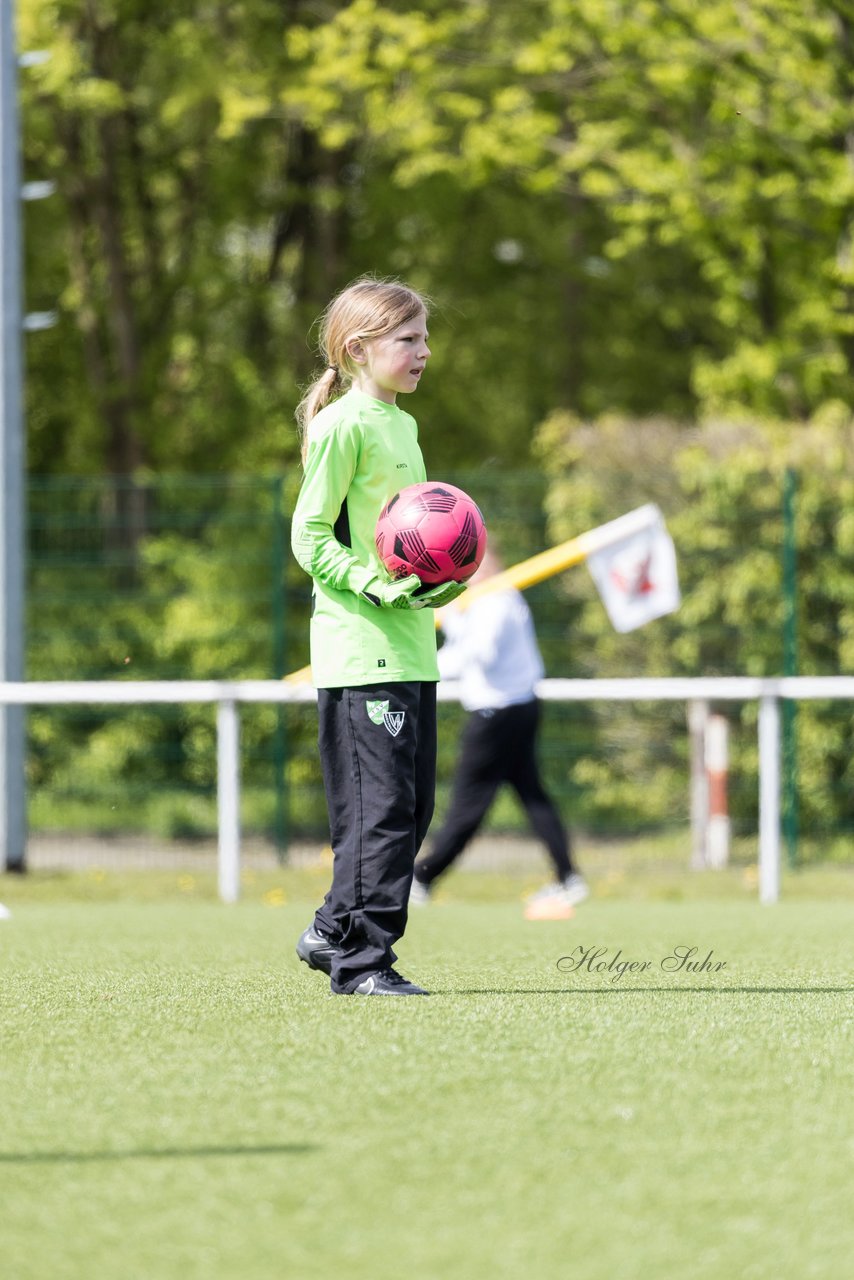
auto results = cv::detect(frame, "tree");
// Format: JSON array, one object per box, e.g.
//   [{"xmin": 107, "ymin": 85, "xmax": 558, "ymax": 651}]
[
  {"xmin": 20, "ymin": 0, "xmax": 854, "ymax": 476},
  {"xmin": 282, "ymin": 0, "xmax": 854, "ymax": 423},
  {"xmin": 20, "ymin": 0, "xmax": 310, "ymax": 477}
]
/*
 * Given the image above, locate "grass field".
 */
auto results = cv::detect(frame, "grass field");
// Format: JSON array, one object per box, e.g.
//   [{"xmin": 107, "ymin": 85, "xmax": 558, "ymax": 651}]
[{"xmin": 1, "ymin": 858, "xmax": 853, "ymax": 1280}]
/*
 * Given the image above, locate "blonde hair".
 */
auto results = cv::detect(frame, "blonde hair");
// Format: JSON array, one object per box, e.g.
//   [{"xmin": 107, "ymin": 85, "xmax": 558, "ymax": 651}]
[{"xmin": 295, "ymin": 276, "xmax": 429, "ymax": 459}]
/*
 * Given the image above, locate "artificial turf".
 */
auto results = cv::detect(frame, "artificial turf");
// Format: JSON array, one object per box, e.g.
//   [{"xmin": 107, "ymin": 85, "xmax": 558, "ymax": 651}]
[{"xmin": 1, "ymin": 871, "xmax": 852, "ymax": 1280}]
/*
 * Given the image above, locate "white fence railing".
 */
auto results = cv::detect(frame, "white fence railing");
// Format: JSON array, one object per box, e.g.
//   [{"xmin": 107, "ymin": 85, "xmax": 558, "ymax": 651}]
[{"xmin": 3, "ymin": 676, "xmax": 854, "ymax": 903}]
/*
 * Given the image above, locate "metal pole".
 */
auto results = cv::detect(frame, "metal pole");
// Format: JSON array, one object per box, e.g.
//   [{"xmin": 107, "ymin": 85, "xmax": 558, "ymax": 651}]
[
  {"xmin": 687, "ymin": 698, "xmax": 709, "ymax": 869},
  {"xmin": 705, "ymin": 713, "xmax": 730, "ymax": 869},
  {"xmin": 758, "ymin": 694, "xmax": 781, "ymax": 904},
  {"xmin": 0, "ymin": 0, "xmax": 27, "ymax": 872},
  {"xmin": 781, "ymin": 467, "xmax": 799, "ymax": 867},
  {"xmin": 217, "ymin": 699, "xmax": 241, "ymax": 903}
]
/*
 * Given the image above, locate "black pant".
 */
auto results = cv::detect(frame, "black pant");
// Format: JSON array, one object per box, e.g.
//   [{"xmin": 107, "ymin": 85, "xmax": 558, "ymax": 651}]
[
  {"xmin": 415, "ymin": 698, "xmax": 573, "ymax": 887},
  {"xmin": 314, "ymin": 681, "xmax": 437, "ymax": 992}
]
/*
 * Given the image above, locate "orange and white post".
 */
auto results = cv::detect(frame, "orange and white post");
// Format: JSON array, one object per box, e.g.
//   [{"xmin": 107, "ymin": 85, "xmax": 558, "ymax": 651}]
[{"xmin": 705, "ymin": 714, "xmax": 730, "ymax": 869}]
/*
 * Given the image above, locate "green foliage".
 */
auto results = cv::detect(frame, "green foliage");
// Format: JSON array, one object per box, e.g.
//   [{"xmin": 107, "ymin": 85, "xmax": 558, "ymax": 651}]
[
  {"xmin": 14, "ymin": 1, "xmax": 854, "ymax": 850},
  {"xmin": 20, "ymin": 0, "xmax": 303, "ymax": 473},
  {"xmin": 18, "ymin": 0, "xmax": 854, "ymax": 475},
  {"xmin": 23, "ymin": 454, "xmax": 854, "ymax": 848},
  {"xmin": 25, "ymin": 475, "xmax": 310, "ymax": 843},
  {"xmin": 535, "ymin": 408, "xmax": 854, "ymax": 834}
]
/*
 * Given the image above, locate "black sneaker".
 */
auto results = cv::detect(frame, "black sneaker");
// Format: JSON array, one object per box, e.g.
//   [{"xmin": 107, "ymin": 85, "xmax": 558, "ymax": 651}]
[
  {"xmin": 350, "ymin": 968, "xmax": 429, "ymax": 996},
  {"xmin": 296, "ymin": 925, "xmax": 340, "ymax": 976}
]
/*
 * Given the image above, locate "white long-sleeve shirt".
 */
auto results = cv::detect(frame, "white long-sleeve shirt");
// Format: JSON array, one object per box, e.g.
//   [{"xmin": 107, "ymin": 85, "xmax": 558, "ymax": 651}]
[{"xmin": 437, "ymin": 587, "xmax": 544, "ymax": 711}]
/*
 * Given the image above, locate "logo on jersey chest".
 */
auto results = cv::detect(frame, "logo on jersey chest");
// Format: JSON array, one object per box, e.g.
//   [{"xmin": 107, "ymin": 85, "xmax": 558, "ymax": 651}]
[{"xmin": 366, "ymin": 699, "xmax": 406, "ymax": 737}]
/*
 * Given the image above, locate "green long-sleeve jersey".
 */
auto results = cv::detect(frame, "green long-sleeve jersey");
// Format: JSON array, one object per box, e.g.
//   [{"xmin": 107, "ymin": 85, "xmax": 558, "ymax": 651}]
[{"xmin": 290, "ymin": 388, "xmax": 439, "ymax": 688}]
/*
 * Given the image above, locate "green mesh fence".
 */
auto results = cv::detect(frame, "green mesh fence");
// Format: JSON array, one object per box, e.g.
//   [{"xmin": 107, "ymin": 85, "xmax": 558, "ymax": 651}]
[{"xmin": 23, "ymin": 470, "xmax": 854, "ymax": 866}]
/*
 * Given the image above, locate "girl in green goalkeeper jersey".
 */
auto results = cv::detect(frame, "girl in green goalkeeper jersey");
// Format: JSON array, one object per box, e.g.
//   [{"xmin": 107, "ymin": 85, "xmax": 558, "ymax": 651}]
[{"xmin": 291, "ymin": 277, "xmax": 465, "ymax": 996}]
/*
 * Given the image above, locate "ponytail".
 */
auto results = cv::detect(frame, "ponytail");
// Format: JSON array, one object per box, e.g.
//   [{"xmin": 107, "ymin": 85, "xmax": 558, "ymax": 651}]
[{"xmin": 295, "ymin": 366, "xmax": 343, "ymax": 462}]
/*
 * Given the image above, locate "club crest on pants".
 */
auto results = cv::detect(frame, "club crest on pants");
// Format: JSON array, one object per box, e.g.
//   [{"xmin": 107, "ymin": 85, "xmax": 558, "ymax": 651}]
[{"xmin": 366, "ymin": 699, "xmax": 406, "ymax": 737}]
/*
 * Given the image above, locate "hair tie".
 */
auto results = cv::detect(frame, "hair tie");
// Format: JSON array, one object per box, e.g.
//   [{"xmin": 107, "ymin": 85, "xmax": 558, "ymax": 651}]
[{"xmin": 327, "ymin": 364, "xmax": 338, "ymax": 375}]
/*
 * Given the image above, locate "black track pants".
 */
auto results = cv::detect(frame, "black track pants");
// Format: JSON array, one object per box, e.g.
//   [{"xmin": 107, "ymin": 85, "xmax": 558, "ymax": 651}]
[
  {"xmin": 415, "ymin": 698, "xmax": 573, "ymax": 886},
  {"xmin": 314, "ymin": 681, "xmax": 437, "ymax": 992}
]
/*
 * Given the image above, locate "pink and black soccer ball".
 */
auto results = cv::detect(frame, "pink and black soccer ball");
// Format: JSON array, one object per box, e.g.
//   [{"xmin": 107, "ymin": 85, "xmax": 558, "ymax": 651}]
[{"xmin": 375, "ymin": 482, "xmax": 488, "ymax": 586}]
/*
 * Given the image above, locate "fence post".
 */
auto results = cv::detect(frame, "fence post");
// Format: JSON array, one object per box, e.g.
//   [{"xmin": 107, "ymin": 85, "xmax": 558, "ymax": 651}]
[
  {"xmin": 782, "ymin": 467, "xmax": 799, "ymax": 867},
  {"xmin": 705, "ymin": 713, "xmax": 730, "ymax": 868},
  {"xmin": 688, "ymin": 699, "xmax": 709, "ymax": 868},
  {"xmin": 758, "ymin": 693, "xmax": 781, "ymax": 904},
  {"xmin": 217, "ymin": 698, "xmax": 240, "ymax": 903}
]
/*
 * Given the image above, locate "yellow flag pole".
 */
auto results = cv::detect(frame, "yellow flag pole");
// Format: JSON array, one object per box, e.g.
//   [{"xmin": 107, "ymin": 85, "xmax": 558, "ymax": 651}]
[
  {"xmin": 284, "ymin": 665, "xmax": 314, "ymax": 684},
  {"xmin": 283, "ymin": 504, "xmax": 661, "ymax": 685}
]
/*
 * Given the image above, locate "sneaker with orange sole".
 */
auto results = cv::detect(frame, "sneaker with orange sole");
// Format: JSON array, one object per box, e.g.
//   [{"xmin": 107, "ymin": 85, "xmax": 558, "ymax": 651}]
[{"xmin": 523, "ymin": 874, "xmax": 589, "ymax": 921}]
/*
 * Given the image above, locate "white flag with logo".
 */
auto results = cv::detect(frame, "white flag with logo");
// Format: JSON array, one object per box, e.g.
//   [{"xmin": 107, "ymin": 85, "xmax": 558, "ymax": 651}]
[{"xmin": 585, "ymin": 506, "xmax": 680, "ymax": 633}]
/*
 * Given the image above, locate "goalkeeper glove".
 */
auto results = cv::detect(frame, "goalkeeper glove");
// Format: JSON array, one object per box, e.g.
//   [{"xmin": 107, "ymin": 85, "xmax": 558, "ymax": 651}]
[
  {"xmin": 361, "ymin": 574, "xmax": 423, "ymax": 610},
  {"xmin": 411, "ymin": 580, "xmax": 468, "ymax": 609},
  {"xmin": 361, "ymin": 576, "xmax": 468, "ymax": 611}
]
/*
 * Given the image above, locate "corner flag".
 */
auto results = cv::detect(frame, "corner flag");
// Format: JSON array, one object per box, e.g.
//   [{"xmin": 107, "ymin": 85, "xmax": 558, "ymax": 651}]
[{"xmin": 585, "ymin": 505, "xmax": 680, "ymax": 632}]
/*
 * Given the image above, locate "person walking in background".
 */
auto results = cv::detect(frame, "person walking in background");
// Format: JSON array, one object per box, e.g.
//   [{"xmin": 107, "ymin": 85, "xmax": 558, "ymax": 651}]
[
  {"xmin": 410, "ymin": 547, "xmax": 588, "ymax": 919},
  {"xmin": 290, "ymin": 276, "xmax": 465, "ymax": 996}
]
